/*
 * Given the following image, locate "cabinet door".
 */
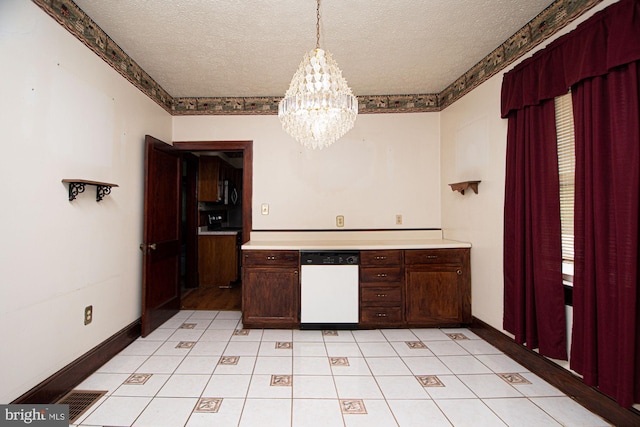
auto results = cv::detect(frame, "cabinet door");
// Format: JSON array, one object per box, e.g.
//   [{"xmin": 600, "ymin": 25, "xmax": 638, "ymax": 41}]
[
  {"xmin": 198, "ymin": 156, "xmax": 220, "ymax": 202},
  {"xmin": 405, "ymin": 264, "xmax": 464, "ymax": 325},
  {"xmin": 198, "ymin": 235, "xmax": 238, "ymax": 287},
  {"xmin": 242, "ymin": 267, "xmax": 299, "ymax": 328}
]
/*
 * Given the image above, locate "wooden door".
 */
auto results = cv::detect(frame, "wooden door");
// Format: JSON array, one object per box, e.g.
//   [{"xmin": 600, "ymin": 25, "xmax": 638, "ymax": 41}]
[{"xmin": 141, "ymin": 135, "xmax": 182, "ymax": 337}]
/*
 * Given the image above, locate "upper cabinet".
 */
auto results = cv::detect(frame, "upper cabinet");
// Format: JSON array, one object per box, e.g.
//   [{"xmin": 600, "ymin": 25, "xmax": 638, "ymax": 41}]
[{"xmin": 198, "ymin": 156, "xmax": 235, "ymax": 202}]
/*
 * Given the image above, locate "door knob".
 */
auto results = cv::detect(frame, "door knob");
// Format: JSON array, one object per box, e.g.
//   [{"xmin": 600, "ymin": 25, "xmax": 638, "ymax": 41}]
[{"xmin": 139, "ymin": 243, "xmax": 157, "ymax": 252}]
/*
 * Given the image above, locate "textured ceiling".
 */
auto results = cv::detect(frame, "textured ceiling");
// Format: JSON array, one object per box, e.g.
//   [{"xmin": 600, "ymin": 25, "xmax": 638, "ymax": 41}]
[{"xmin": 72, "ymin": 0, "xmax": 556, "ymax": 98}]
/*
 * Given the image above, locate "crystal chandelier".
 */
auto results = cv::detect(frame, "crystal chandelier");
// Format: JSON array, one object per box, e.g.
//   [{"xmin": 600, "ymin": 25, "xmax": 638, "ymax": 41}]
[{"xmin": 278, "ymin": 0, "xmax": 358, "ymax": 150}]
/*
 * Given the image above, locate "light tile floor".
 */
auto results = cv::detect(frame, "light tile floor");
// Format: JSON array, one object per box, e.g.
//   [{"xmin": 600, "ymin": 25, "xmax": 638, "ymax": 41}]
[{"xmin": 72, "ymin": 310, "xmax": 611, "ymax": 427}]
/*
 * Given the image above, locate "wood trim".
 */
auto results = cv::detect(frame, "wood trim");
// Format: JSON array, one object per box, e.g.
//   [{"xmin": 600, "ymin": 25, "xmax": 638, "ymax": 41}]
[
  {"xmin": 470, "ymin": 317, "xmax": 640, "ymax": 426},
  {"xmin": 172, "ymin": 140, "xmax": 253, "ymax": 243},
  {"xmin": 183, "ymin": 152, "xmax": 199, "ymax": 288},
  {"xmin": 11, "ymin": 319, "xmax": 141, "ymax": 404}
]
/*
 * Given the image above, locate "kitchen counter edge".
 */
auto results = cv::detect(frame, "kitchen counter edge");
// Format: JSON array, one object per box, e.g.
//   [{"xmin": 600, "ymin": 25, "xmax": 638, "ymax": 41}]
[
  {"xmin": 241, "ymin": 239, "xmax": 471, "ymax": 251},
  {"xmin": 199, "ymin": 230, "xmax": 240, "ymax": 236}
]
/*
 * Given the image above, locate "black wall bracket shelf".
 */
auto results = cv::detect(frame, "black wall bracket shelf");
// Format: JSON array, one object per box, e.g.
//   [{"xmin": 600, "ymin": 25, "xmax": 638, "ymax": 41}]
[{"xmin": 62, "ymin": 179, "xmax": 118, "ymax": 202}]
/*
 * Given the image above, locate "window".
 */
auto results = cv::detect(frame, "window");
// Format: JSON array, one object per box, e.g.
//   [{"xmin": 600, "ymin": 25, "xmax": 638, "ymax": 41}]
[{"xmin": 554, "ymin": 92, "xmax": 575, "ymax": 284}]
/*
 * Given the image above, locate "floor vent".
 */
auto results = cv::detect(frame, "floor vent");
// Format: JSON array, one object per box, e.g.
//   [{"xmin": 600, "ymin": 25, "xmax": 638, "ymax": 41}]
[{"xmin": 56, "ymin": 390, "xmax": 107, "ymax": 423}]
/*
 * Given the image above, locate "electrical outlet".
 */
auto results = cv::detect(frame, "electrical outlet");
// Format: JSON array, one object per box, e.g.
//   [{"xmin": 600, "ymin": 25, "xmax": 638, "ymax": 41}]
[
  {"xmin": 84, "ymin": 305, "xmax": 93, "ymax": 325},
  {"xmin": 261, "ymin": 203, "xmax": 269, "ymax": 215},
  {"xmin": 336, "ymin": 215, "xmax": 344, "ymax": 227},
  {"xmin": 396, "ymin": 214, "xmax": 403, "ymax": 225}
]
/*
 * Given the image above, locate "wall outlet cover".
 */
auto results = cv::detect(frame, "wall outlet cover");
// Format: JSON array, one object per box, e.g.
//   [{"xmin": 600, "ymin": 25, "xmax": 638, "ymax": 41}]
[{"xmin": 84, "ymin": 305, "xmax": 93, "ymax": 325}]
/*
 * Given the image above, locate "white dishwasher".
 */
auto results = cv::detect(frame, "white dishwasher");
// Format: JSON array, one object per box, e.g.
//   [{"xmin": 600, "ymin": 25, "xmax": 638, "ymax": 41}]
[{"xmin": 300, "ymin": 251, "xmax": 360, "ymax": 329}]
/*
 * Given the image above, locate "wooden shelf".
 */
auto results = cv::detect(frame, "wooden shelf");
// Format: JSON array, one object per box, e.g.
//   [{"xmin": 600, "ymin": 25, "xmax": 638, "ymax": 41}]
[
  {"xmin": 62, "ymin": 179, "xmax": 118, "ymax": 202},
  {"xmin": 448, "ymin": 180, "xmax": 481, "ymax": 195}
]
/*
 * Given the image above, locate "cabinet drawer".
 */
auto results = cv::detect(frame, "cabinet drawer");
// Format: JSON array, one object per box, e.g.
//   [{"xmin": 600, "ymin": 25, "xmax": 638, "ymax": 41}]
[
  {"xmin": 360, "ymin": 250, "xmax": 402, "ymax": 266},
  {"xmin": 243, "ymin": 250, "xmax": 299, "ymax": 267},
  {"xmin": 404, "ymin": 249, "xmax": 465, "ymax": 265},
  {"xmin": 360, "ymin": 307, "xmax": 403, "ymax": 324},
  {"xmin": 360, "ymin": 267, "xmax": 402, "ymax": 282},
  {"xmin": 361, "ymin": 287, "xmax": 401, "ymax": 304}
]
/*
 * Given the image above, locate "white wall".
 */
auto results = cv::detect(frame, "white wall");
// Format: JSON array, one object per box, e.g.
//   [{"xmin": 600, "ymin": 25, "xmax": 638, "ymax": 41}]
[
  {"xmin": 0, "ymin": 1, "xmax": 171, "ymax": 402},
  {"xmin": 440, "ymin": 0, "xmax": 619, "ymax": 331},
  {"xmin": 173, "ymin": 113, "xmax": 441, "ymax": 230},
  {"xmin": 440, "ymin": 74, "xmax": 507, "ymax": 329}
]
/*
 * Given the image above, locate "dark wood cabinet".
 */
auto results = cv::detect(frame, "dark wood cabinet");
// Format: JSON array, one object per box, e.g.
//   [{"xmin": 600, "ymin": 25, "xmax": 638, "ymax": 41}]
[
  {"xmin": 242, "ymin": 250, "xmax": 299, "ymax": 328},
  {"xmin": 240, "ymin": 246, "xmax": 470, "ymax": 329},
  {"xmin": 198, "ymin": 156, "xmax": 235, "ymax": 202},
  {"xmin": 359, "ymin": 250, "xmax": 404, "ymax": 327},
  {"xmin": 198, "ymin": 235, "xmax": 238, "ymax": 287},
  {"xmin": 405, "ymin": 248, "xmax": 471, "ymax": 326}
]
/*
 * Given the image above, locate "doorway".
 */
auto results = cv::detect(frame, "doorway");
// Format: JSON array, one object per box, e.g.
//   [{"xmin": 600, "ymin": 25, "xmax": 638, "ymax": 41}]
[{"xmin": 173, "ymin": 140, "xmax": 253, "ymax": 311}]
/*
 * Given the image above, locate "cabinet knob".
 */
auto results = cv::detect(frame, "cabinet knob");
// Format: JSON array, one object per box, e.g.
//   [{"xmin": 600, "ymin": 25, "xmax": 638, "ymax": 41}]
[
  {"xmin": 376, "ymin": 313, "xmax": 388, "ymax": 317},
  {"xmin": 266, "ymin": 256, "xmax": 277, "ymax": 260},
  {"xmin": 376, "ymin": 294, "xmax": 387, "ymax": 297},
  {"xmin": 426, "ymin": 255, "xmax": 438, "ymax": 259},
  {"xmin": 457, "ymin": 269, "xmax": 463, "ymax": 275},
  {"xmin": 376, "ymin": 273, "xmax": 388, "ymax": 277},
  {"xmin": 375, "ymin": 256, "xmax": 387, "ymax": 260}
]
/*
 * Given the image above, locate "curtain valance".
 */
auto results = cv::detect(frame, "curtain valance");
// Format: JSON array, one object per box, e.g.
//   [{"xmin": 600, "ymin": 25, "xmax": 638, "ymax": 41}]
[{"xmin": 501, "ymin": 0, "xmax": 640, "ymax": 117}]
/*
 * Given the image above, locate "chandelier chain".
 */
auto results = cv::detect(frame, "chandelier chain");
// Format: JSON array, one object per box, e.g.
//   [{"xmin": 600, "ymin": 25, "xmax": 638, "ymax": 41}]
[{"xmin": 316, "ymin": 0, "xmax": 321, "ymax": 49}]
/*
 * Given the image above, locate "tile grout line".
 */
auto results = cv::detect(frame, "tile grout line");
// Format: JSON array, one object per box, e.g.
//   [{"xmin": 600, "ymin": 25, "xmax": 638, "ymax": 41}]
[
  {"xmin": 378, "ymin": 328, "xmax": 418, "ymax": 427},
  {"xmin": 73, "ymin": 313, "xmax": 611, "ymax": 426}
]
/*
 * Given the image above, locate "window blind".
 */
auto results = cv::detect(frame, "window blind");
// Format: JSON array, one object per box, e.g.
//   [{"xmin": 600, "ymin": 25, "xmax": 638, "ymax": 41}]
[{"xmin": 554, "ymin": 92, "xmax": 575, "ymax": 265}]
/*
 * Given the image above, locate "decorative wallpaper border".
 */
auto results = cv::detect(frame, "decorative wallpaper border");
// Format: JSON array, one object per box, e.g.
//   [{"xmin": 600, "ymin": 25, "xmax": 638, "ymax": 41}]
[
  {"xmin": 172, "ymin": 93, "xmax": 441, "ymax": 115},
  {"xmin": 32, "ymin": 0, "xmax": 602, "ymax": 115},
  {"xmin": 438, "ymin": 0, "xmax": 602, "ymax": 109}
]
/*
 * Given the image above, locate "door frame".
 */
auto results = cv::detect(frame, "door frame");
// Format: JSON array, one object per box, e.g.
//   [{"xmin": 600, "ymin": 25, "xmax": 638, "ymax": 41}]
[
  {"xmin": 173, "ymin": 140, "xmax": 253, "ymax": 244},
  {"xmin": 182, "ymin": 152, "xmax": 199, "ymax": 289}
]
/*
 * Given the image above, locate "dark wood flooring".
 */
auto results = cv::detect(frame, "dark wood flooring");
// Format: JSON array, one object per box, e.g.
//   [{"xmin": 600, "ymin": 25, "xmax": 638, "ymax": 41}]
[{"xmin": 181, "ymin": 285, "xmax": 241, "ymax": 311}]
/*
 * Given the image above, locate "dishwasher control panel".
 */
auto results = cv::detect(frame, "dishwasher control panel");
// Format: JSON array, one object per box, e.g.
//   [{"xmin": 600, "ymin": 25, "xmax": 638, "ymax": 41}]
[{"xmin": 300, "ymin": 251, "xmax": 360, "ymax": 265}]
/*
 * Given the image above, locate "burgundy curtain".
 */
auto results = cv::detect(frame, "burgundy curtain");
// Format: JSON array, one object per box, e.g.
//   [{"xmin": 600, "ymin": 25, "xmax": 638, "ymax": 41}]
[
  {"xmin": 501, "ymin": 0, "xmax": 640, "ymax": 407},
  {"xmin": 503, "ymin": 101, "xmax": 567, "ymax": 359},
  {"xmin": 570, "ymin": 61, "xmax": 640, "ymax": 408}
]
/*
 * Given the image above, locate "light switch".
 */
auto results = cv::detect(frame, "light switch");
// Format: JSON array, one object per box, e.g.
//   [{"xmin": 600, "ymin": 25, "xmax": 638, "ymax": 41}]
[{"xmin": 261, "ymin": 203, "xmax": 269, "ymax": 215}]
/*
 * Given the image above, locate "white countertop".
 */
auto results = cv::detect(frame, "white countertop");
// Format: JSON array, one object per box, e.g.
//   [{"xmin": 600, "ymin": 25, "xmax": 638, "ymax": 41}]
[{"xmin": 241, "ymin": 230, "xmax": 471, "ymax": 250}]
